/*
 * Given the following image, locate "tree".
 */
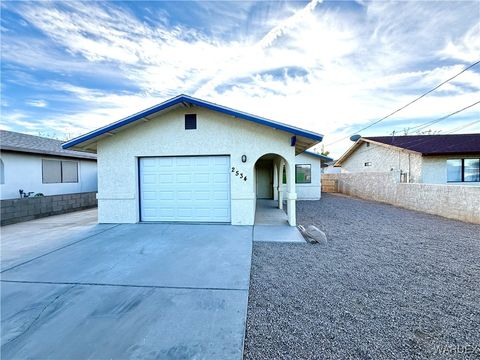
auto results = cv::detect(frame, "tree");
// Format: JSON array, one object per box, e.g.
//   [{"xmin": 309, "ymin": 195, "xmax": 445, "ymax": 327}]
[{"xmin": 312, "ymin": 144, "xmax": 330, "ymax": 156}]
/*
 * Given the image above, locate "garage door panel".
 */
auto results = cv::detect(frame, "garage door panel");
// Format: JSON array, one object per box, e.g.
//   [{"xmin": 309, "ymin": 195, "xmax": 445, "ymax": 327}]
[
  {"xmin": 177, "ymin": 208, "xmax": 193, "ymax": 218},
  {"xmin": 143, "ymin": 191, "xmax": 157, "ymax": 200},
  {"xmin": 212, "ymin": 208, "xmax": 229, "ymax": 218},
  {"xmin": 196, "ymin": 173, "xmax": 210, "ymax": 183},
  {"xmin": 159, "ymin": 174, "xmax": 174, "ymax": 183},
  {"xmin": 195, "ymin": 157, "xmax": 210, "ymax": 166},
  {"xmin": 214, "ymin": 157, "xmax": 229, "ymax": 165},
  {"xmin": 214, "ymin": 173, "xmax": 229, "ymax": 184},
  {"xmin": 177, "ymin": 191, "xmax": 192, "ymax": 200},
  {"xmin": 157, "ymin": 191, "xmax": 175, "ymax": 200},
  {"xmin": 194, "ymin": 191, "xmax": 210, "ymax": 200},
  {"xmin": 176, "ymin": 174, "xmax": 192, "ymax": 183},
  {"xmin": 176, "ymin": 157, "xmax": 192, "ymax": 166},
  {"xmin": 213, "ymin": 191, "xmax": 229, "ymax": 200},
  {"xmin": 142, "ymin": 208, "xmax": 158, "ymax": 218},
  {"xmin": 140, "ymin": 156, "xmax": 230, "ymax": 223},
  {"xmin": 142, "ymin": 174, "xmax": 157, "ymax": 184},
  {"xmin": 158, "ymin": 157, "xmax": 174, "ymax": 166},
  {"xmin": 195, "ymin": 208, "xmax": 211, "ymax": 218},
  {"xmin": 142, "ymin": 158, "xmax": 157, "ymax": 167}
]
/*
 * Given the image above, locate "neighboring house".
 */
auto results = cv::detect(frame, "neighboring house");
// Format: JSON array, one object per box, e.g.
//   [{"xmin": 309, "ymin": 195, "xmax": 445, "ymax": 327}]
[
  {"xmin": 0, "ymin": 130, "xmax": 98, "ymax": 200},
  {"xmin": 63, "ymin": 94, "xmax": 325, "ymax": 226},
  {"xmin": 335, "ymin": 134, "xmax": 480, "ymax": 184},
  {"xmin": 322, "ymin": 159, "xmax": 341, "ymax": 174}
]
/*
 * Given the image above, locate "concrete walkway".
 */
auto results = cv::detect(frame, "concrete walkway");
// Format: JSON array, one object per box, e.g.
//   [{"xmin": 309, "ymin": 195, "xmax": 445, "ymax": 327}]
[
  {"xmin": 254, "ymin": 200, "xmax": 288, "ymax": 225},
  {"xmin": 254, "ymin": 200, "xmax": 305, "ymax": 243},
  {"xmin": 1, "ymin": 210, "xmax": 252, "ymax": 359}
]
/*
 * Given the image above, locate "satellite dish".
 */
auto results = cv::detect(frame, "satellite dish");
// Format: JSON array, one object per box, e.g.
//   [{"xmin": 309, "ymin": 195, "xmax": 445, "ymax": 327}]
[{"xmin": 350, "ymin": 134, "xmax": 361, "ymax": 142}]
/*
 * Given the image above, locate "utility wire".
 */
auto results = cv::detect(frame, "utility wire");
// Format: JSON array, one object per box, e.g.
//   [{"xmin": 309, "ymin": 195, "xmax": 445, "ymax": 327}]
[
  {"xmin": 326, "ymin": 59, "xmax": 480, "ymax": 146},
  {"xmin": 445, "ymin": 119, "xmax": 480, "ymax": 134},
  {"xmin": 406, "ymin": 100, "xmax": 480, "ymax": 133},
  {"xmin": 339, "ymin": 100, "xmax": 480, "ymax": 158},
  {"xmin": 376, "ymin": 100, "xmax": 480, "ymax": 149}
]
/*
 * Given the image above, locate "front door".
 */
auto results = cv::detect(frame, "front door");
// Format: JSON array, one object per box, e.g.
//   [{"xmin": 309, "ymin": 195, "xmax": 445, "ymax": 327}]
[{"xmin": 256, "ymin": 165, "xmax": 273, "ymax": 199}]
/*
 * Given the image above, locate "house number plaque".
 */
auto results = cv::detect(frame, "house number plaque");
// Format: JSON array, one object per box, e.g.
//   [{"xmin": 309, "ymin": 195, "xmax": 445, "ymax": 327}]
[{"xmin": 231, "ymin": 167, "xmax": 247, "ymax": 181}]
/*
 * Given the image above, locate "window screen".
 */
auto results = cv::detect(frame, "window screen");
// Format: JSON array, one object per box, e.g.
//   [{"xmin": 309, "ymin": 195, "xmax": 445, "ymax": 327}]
[
  {"xmin": 42, "ymin": 160, "xmax": 62, "ymax": 183},
  {"xmin": 464, "ymin": 159, "xmax": 480, "ymax": 182},
  {"xmin": 42, "ymin": 159, "xmax": 78, "ymax": 183},
  {"xmin": 62, "ymin": 161, "xmax": 78, "ymax": 183},
  {"xmin": 447, "ymin": 159, "xmax": 463, "ymax": 182},
  {"xmin": 295, "ymin": 164, "xmax": 311, "ymax": 184},
  {"xmin": 185, "ymin": 114, "xmax": 197, "ymax": 129}
]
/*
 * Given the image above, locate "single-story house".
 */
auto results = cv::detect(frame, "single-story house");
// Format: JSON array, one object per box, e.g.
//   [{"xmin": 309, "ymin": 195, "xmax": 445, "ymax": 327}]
[
  {"xmin": 322, "ymin": 159, "xmax": 340, "ymax": 174},
  {"xmin": 63, "ymin": 94, "xmax": 325, "ymax": 226},
  {"xmin": 0, "ymin": 130, "xmax": 97, "ymax": 200},
  {"xmin": 335, "ymin": 134, "xmax": 480, "ymax": 184}
]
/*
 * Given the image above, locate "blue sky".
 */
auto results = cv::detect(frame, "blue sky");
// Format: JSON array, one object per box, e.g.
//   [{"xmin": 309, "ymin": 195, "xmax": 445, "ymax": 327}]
[{"xmin": 1, "ymin": 0, "xmax": 479, "ymax": 157}]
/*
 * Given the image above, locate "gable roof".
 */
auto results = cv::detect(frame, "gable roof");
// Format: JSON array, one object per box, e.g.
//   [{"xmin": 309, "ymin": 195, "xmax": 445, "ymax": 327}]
[
  {"xmin": 0, "ymin": 130, "xmax": 96, "ymax": 160},
  {"xmin": 335, "ymin": 133, "xmax": 480, "ymax": 166},
  {"xmin": 62, "ymin": 94, "xmax": 323, "ymax": 154},
  {"xmin": 363, "ymin": 134, "xmax": 480, "ymax": 155}
]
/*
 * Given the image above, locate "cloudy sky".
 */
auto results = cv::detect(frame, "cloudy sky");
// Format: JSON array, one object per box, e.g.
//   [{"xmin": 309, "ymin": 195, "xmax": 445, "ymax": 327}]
[{"xmin": 1, "ymin": 0, "xmax": 479, "ymax": 157}]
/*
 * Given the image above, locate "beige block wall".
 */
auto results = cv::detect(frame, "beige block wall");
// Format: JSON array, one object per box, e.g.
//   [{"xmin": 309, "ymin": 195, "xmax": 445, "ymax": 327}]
[
  {"xmin": 322, "ymin": 172, "xmax": 480, "ymax": 224},
  {"xmin": 340, "ymin": 142, "xmax": 422, "ymax": 182}
]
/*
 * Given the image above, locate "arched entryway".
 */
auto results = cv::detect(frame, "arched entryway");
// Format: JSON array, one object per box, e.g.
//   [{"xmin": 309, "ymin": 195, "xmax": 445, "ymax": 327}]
[{"xmin": 253, "ymin": 153, "xmax": 297, "ymax": 226}]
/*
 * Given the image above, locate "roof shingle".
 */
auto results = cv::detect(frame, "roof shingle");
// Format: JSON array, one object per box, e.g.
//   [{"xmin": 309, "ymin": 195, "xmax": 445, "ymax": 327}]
[
  {"xmin": 364, "ymin": 134, "xmax": 480, "ymax": 155},
  {"xmin": 0, "ymin": 130, "xmax": 96, "ymax": 160}
]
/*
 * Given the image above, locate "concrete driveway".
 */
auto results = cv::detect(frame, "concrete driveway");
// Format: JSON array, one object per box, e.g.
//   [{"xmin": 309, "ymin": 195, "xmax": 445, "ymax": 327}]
[{"xmin": 1, "ymin": 210, "xmax": 252, "ymax": 359}]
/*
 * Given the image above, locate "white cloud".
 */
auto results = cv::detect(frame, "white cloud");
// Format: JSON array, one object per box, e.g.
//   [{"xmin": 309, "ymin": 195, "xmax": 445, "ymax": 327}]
[
  {"xmin": 1, "ymin": 0, "xmax": 479, "ymax": 157},
  {"xmin": 26, "ymin": 99, "xmax": 48, "ymax": 108}
]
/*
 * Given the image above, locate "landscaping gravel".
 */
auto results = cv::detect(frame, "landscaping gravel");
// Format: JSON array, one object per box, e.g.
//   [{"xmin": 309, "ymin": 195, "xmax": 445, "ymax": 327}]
[{"xmin": 244, "ymin": 193, "xmax": 480, "ymax": 359}]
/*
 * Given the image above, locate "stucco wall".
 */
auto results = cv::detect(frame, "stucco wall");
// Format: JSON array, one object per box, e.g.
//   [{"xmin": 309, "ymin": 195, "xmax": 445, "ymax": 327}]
[
  {"xmin": 0, "ymin": 151, "xmax": 97, "ymax": 200},
  {"xmin": 295, "ymin": 152, "xmax": 321, "ymax": 200},
  {"xmin": 322, "ymin": 172, "xmax": 480, "ymax": 224},
  {"xmin": 340, "ymin": 142, "xmax": 423, "ymax": 183},
  {"xmin": 96, "ymin": 106, "xmax": 297, "ymax": 225},
  {"xmin": 422, "ymin": 155, "xmax": 480, "ymax": 185}
]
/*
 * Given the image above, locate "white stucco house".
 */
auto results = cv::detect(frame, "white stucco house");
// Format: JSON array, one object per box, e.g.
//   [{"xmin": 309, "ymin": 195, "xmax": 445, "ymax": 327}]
[
  {"xmin": 335, "ymin": 134, "xmax": 480, "ymax": 184},
  {"xmin": 63, "ymin": 94, "xmax": 325, "ymax": 226},
  {"xmin": 0, "ymin": 130, "xmax": 98, "ymax": 200}
]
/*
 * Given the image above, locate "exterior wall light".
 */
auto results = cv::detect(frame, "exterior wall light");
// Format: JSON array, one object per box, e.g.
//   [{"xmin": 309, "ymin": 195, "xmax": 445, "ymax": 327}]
[{"xmin": 241, "ymin": 155, "xmax": 247, "ymax": 163}]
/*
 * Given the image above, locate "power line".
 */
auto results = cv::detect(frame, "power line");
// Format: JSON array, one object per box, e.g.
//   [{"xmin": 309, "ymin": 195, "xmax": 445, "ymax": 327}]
[
  {"xmin": 339, "ymin": 100, "xmax": 480, "ymax": 158},
  {"xmin": 326, "ymin": 59, "xmax": 480, "ymax": 146},
  {"xmin": 378, "ymin": 101, "xmax": 480, "ymax": 149},
  {"xmin": 406, "ymin": 100, "xmax": 480, "ymax": 133},
  {"xmin": 445, "ymin": 119, "xmax": 480, "ymax": 134}
]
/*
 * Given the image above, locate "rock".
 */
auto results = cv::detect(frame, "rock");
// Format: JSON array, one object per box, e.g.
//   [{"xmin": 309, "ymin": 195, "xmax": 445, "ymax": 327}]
[{"xmin": 298, "ymin": 225, "xmax": 328, "ymax": 245}]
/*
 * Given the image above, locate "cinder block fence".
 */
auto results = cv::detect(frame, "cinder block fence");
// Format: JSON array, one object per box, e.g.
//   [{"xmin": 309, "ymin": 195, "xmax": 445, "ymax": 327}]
[
  {"xmin": 1, "ymin": 192, "xmax": 97, "ymax": 226},
  {"xmin": 321, "ymin": 173, "xmax": 480, "ymax": 224}
]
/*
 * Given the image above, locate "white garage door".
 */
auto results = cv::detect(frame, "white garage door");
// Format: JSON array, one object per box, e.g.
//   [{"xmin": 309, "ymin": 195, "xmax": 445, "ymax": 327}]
[{"xmin": 139, "ymin": 156, "xmax": 231, "ymax": 222}]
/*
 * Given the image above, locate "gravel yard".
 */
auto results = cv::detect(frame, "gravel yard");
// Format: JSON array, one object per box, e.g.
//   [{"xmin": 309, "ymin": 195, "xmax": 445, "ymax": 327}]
[{"xmin": 244, "ymin": 193, "xmax": 480, "ymax": 359}]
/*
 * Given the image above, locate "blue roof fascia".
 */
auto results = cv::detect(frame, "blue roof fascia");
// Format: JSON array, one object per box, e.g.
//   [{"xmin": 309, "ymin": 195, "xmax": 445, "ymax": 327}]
[
  {"xmin": 62, "ymin": 95, "xmax": 323, "ymax": 149},
  {"xmin": 303, "ymin": 150, "xmax": 333, "ymax": 161}
]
